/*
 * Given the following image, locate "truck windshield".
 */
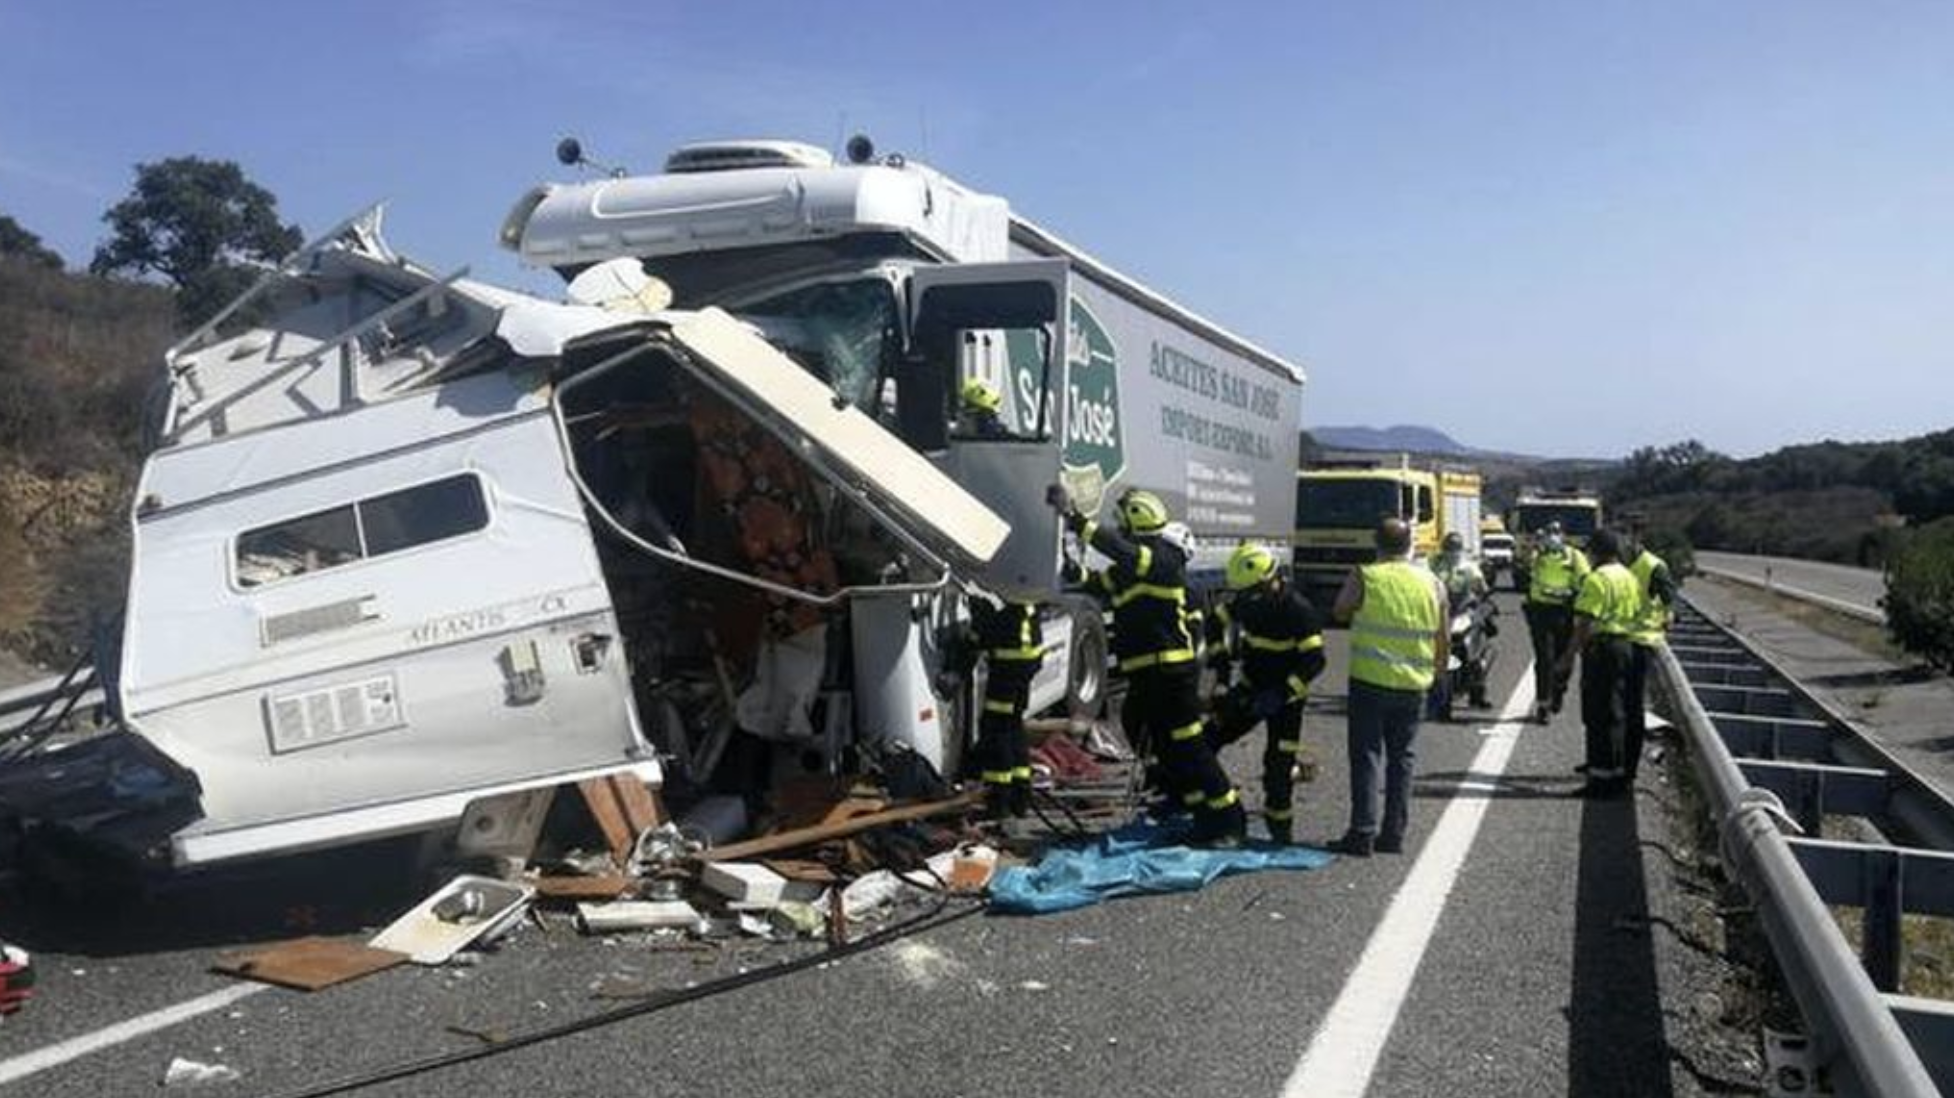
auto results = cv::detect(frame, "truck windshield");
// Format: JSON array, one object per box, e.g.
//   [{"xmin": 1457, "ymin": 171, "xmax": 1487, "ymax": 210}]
[
  {"xmin": 1296, "ymin": 478, "xmax": 1401, "ymax": 529},
  {"xmin": 736, "ymin": 279, "xmax": 897, "ymax": 414},
  {"xmin": 1514, "ymin": 505, "xmax": 1599, "ymax": 537}
]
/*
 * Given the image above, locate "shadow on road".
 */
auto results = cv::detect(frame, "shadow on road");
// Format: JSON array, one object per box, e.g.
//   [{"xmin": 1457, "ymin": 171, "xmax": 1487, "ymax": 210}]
[
  {"xmin": 1566, "ymin": 791, "xmax": 1674, "ymax": 1098},
  {"xmin": 0, "ymin": 834, "xmax": 430, "ymax": 959}
]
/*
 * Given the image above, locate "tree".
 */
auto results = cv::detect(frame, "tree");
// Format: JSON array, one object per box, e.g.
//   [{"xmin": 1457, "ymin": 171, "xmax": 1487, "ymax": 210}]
[
  {"xmin": 0, "ymin": 213, "xmax": 63, "ymax": 269},
  {"xmin": 1884, "ymin": 517, "xmax": 1954, "ymax": 673},
  {"xmin": 90, "ymin": 157, "xmax": 302, "ymax": 326}
]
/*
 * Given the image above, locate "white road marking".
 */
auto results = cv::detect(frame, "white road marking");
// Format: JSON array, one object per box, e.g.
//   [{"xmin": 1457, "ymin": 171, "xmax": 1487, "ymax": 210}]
[
  {"xmin": 1281, "ymin": 667, "xmax": 1538, "ymax": 1098},
  {"xmin": 0, "ymin": 982, "xmax": 267, "ymax": 1085}
]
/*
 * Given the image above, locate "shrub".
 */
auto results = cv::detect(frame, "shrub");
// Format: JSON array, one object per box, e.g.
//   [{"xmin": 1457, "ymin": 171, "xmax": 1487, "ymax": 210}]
[{"xmin": 1884, "ymin": 518, "xmax": 1954, "ymax": 673}]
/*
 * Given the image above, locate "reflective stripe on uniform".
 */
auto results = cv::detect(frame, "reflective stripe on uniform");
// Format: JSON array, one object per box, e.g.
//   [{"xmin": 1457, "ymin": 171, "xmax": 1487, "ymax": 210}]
[
  {"xmin": 982, "ymin": 699, "xmax": 1017, "ymax": 715},
  {"xmin": 1243, "ymin": 631, "xmax": 1327, "ymax": 653},
  {"xmin": 1182, "ymin": 790, "xmax": 1205, "ymax": 806},
  {"xmin": 1207, "ymin": 788, "xmax": 1241, "ymax": 810},
  {"xmin": 1120, "ymin": 648, "xmax": 1196, "ymax": 672},
  {"xmin": 982, "ymin": 769, "xmax": 1016, "ymax": 785},
  {"xmin": 1011, "ymin": 766, "xmax": 1034, "ymax": 781},
  {"xmin": 1265, "ymin": 806, "xmax": 1295, "ymax": 821},
  {"xmin": 1167, "ymin": 720, "xmax": 1206, "ymax": 742},
  {"xmin": 1112, "ymin": 582, "xmax": 1184, "ymax": 608},
  {"xmin": 1135, "ymin": 543, "xmax": 1154, "ymax": 577},
  {"xmin": 1275, "ymin": 738, "xmax": 1303, "ymax": 754},
  {"xmin": 1287, "ymin": 674, "xmax": 1310, "ymax": 700},
  {"xmin": 1349, "ymin": 645, "xmax": 1435, "ymax": 672}
]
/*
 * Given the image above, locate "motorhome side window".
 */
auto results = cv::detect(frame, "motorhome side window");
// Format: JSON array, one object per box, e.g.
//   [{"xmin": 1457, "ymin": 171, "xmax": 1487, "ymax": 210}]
[{"xmin": 235, "ymin": 474, "xmax": 489, "ymax": 587}]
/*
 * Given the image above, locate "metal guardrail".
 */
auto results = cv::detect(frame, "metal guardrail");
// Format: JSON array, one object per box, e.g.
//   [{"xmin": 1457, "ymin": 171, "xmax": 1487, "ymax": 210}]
[
  {"xmin": 1695, "ymin": 561, "xmax": 1886, "ymax": 624},
  {"xmin": 0, "ymin": 663, "xmax": 102, "ymax": 743},
  {"xmin": 1658, "ymin": 594, "xmax": 1953, "ymax": 1096}
]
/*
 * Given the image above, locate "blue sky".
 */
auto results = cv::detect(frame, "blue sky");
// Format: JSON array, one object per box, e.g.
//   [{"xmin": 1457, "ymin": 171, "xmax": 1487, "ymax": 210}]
[{"xmin": 3, "ymin": 1, "xmax": 1950, "ymax": 458}]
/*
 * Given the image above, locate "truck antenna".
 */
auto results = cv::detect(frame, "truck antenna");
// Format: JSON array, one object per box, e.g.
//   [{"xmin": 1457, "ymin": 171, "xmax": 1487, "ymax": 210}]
[{"xmin": 554, "ymin": 136, "xmax": 626, "ymax": 179}]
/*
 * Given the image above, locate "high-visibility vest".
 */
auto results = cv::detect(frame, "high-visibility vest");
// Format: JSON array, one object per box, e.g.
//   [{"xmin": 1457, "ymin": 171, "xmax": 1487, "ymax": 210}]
[
  {"xmin": 1528, "ymin": 546, "xmax": 1589, "ymax": 606},
  {"xmin": 1350, "ymin": 561, "xmax": 1442, "ymax": 692},
  {"xmin": 1574, "ymin": 563, "xmax": 1642, "ymax": 638},
  {"xmin": 1627, "ymin": 550, "xmax": 1671, "ymax": 647}
]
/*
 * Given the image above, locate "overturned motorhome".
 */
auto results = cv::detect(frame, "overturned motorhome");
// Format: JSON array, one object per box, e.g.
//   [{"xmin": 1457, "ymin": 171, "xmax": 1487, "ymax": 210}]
[{"xmin": 10, "ymin": 139, "xmax": 1305, "ymax": 872}]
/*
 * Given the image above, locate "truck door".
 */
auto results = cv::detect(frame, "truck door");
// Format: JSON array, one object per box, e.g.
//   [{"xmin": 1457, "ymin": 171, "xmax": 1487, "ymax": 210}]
[{"xmin": 905, "ymin": 260, "xmax": 1071, "ymax": 597}]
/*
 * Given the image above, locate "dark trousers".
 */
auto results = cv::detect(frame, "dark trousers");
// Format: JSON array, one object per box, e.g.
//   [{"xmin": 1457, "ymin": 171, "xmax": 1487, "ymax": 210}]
[
  {"xmin": 1126, "ymin": 665, "xmax": 1242, "ymax": 833},
  {"xmin": 1524, "ymin": 602, "xmax": 1574, "ymax": 709},
  {"xmin": 1347, "ymin": 679, "xmax": 1423, "ymax": 841},
  {"xmin": 1580, "ymin": 636, "xmax": 1632, "ymax": 780},
  {"xmin": 976, "ymin": 662, "xmax": 1036, "ymax": 795},
  {"xmin": 1208, "ymin": 692, "xmax": 1305, "ymax": 827},
  {"xmin": 1623, "ymin": 642, "xmax": 1653, "ymax": 780}
]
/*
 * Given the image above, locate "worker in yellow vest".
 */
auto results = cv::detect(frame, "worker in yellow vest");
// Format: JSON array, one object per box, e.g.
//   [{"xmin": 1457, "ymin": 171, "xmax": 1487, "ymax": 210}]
[
  {"xmin": 1558, "ymin": 529, "xmax": 1644, "ymax": 798},
  {"xmin": 1331, "ymin": 516, "xmax": 1447, "ymax": 856},
  {"xmin": 1524, "ymin": 522, "xmax": 1590, "ymax": 723},
  {"xmin": 1622, "ymin": 532, "xmax": 1676, "ymax": 782}
]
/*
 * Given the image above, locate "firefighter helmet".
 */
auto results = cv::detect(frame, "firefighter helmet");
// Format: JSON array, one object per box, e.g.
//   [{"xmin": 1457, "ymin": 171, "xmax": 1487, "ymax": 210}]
[
  {"xmin": 960, "ymin": 377, "xmax": 1002, "ymax": 414},
  {"xmin": 1226, "ymin": 543, "xmax": 1278, "ymax": 591},
  {"xmin": 1116, "ymin": 489, "xmax": 1170, "ymax": 535}
]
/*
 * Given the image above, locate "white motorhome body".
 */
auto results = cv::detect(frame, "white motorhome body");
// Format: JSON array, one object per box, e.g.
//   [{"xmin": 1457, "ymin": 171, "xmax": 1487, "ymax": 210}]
[
  {"xmin": 56, "ymin": 211, "xmax": 1009, "ymax": 869},
  {"xmin": 503, "ymin": 139, "xmax": 1306, "ymax": 714}
]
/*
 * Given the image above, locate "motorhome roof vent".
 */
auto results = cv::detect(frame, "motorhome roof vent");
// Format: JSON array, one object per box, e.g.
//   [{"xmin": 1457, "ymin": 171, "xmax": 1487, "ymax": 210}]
[{"xmin": 664, "ymin": 140, "xmax": 835, "ymax": 174}]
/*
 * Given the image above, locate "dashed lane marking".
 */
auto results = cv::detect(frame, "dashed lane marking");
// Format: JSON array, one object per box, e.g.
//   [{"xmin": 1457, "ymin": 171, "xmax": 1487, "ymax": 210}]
[{"xmin": 0, "ymin": 982, "xmax": 268, "ymax": 1085}]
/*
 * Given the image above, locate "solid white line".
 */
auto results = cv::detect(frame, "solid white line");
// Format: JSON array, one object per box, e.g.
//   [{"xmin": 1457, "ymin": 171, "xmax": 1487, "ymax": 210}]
[
  {"xmin": 0, "ymin": 982, "xmax": 268, "ymax": 1085},
  {"xmin": 1280, "ymin": 666, "xmax": 1538, "ymax": 1098}
]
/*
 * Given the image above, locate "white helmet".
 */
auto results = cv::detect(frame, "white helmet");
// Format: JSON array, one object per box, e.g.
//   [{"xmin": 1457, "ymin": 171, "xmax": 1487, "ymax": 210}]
[{"xmin": 1159, "ymin": 521, "xmax": 1195, "ymax": 556}]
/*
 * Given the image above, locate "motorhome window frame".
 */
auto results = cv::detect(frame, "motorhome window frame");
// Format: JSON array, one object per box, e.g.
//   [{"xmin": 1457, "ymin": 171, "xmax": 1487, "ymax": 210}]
[{"xmin": 228, "ymin": 470, "xmax": 493, "ymax": 592}]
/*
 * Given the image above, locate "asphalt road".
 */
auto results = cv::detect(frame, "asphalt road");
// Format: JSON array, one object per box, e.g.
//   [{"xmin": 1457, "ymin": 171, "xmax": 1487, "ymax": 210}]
[
  {"xmin": 1, "ymin": 593, "xmax": 1720, "ymax": 1097},
  {"xmin": 1694, "ymin": 551, "xmax": 1885, "ymax": 620}
]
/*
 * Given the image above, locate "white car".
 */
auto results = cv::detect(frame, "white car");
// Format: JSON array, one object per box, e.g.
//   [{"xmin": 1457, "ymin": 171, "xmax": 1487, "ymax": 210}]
[{"xmin": 1481, "ymin": 533, "xmax": 1516, "ymax": 588}]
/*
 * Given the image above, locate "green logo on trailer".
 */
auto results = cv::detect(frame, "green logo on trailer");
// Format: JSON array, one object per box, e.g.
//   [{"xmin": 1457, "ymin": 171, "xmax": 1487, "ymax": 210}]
[{"xmin": 1007, "ymin": 296, "xmax": 1124, "ymax": 512}]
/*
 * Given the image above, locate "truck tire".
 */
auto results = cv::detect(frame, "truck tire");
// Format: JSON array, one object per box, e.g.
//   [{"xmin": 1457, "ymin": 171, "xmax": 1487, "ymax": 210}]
[{"xmin": 1064, "ymin": 599, "xmax": 1108, "ymax": 720}]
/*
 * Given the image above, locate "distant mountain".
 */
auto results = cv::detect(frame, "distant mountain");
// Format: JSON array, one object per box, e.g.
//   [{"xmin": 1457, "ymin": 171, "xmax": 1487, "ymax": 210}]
[{"xmin": 1311, "ymin": 425, "xmax": 1474, "ymax": 455}]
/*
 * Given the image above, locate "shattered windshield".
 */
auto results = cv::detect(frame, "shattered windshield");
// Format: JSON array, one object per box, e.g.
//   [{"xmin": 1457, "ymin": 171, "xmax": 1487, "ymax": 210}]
[
  {"xmin": 1295, "ymin": 478, "xmax": 1401, "ymax": 529},
  {"xmin": 735, "ymin": 278, "xmax": 897, "ymax": 414},
  {"xmin": 1514, "ymin": 504, "xmax": 1599, "ymax": 537}
]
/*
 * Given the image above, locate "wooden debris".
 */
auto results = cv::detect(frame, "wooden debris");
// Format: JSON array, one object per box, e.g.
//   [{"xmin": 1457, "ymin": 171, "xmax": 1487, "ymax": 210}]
[
  {"xmin": 532, "ymin": 874, "xmax": 634, "ymax": 902},
  {"xmin": 578, "ymin": 775, "xmax": 667, "ymax": 864},
  {"xmin": 698, "ymin": 790, "xmax": 983, "ymax": 863},
  {"xmin": 213, "ymin": 937, "xmax": 407, "ymax": 992}
]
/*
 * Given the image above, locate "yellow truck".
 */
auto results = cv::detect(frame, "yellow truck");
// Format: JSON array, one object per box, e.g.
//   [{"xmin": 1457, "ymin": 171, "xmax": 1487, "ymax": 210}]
[{"xmin": 1292, "ymin": 457, "xmax": 1482, "ymax": 604}]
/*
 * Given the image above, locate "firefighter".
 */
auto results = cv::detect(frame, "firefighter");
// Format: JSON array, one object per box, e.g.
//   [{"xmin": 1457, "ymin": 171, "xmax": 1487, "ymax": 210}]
[
  {"xmin": 1052, "ymin": 485, "xmax": 1247, "ymax": 845},
  {"xmin": 1558, "ymin": 529, "xmax": 1644, "ymax": 798},
  {"xmin": 967, "ymin": 591, "xmax": 1044, "ymax": 817},
  {"xmin": 959, "ymin": 378, "xmax": 1011, "ymax": 439},
  {"xmin": 1622, "ymin": 532, "xmax": 1676, "ymax": 782},
  {"xmin": 1523, "ymin": 521, "xmax": 1590, "ymax": 723},
  {"xmin": 1206, "ymin": 542, "xmax": 1327, "ymax": 845}
]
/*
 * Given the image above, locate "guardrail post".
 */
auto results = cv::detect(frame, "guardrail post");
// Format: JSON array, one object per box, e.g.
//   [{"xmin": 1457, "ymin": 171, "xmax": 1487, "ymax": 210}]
[
  {"xmin": 1862, "ymin": 848, "xmax": 1903, "ymax": 994},
  {"xmin": 1792, "ymin": 768, "xmax": 1825, "ymax": 837}
]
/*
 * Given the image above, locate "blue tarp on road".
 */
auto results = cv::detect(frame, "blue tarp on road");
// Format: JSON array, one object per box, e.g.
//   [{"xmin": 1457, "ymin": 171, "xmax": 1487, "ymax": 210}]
[{"xmin": 988, "ymin": 820, "xmax": 1336, "ymax": 915}]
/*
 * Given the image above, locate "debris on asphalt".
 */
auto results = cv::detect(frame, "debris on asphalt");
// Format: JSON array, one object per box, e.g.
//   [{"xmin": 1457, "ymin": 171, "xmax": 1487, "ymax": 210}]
[
  {"xmin": 369, "ymin": 875, "xmax": 534, "ymax": 965},
  {"xmin": 162, "ymin": 1057, "xmax": 240, "ymax": 1087},
  {"xmin": 212, "ymin": 936, "xmax": 407, "ymax": 992},
  {"xmin": 575, "ymin": 900, "xmax": 700, "ymax": 934},
  {"xmin": 0, "ymin": 941, "xmax": 33, "ymax": 1017}
]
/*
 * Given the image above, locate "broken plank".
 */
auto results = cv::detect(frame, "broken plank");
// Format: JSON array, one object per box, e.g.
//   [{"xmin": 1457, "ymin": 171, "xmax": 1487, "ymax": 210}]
[
  {"xmin": 699, "ymin": 790, "xmax": 983, "ymax": 863},
  {"xmin": 578, "ymin": 776, "xmax": 661, "ymax": 864},
  {"xmin": 213, "ymin": 937, "xmax": 407, "ymax": 992},
  {"xmin": 532, "ymin": 874, "xmax": 634, "ymax": 902}
]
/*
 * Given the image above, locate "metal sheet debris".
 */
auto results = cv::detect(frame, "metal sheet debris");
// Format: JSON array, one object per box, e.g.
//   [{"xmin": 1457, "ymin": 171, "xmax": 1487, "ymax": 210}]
[
  {"xmin": 213, "ymin": 936, "xmax": 407, "ymax": 991},
  {"xmin": 369, "ymin": 875, "xmax": 534, "ymax": 965}
]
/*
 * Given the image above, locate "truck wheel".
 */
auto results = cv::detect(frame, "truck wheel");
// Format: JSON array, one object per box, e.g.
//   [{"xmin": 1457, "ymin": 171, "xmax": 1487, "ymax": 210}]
[{"xmin": 1064, "ymin": 600, "xmax": 1108, "ymax": 720}]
